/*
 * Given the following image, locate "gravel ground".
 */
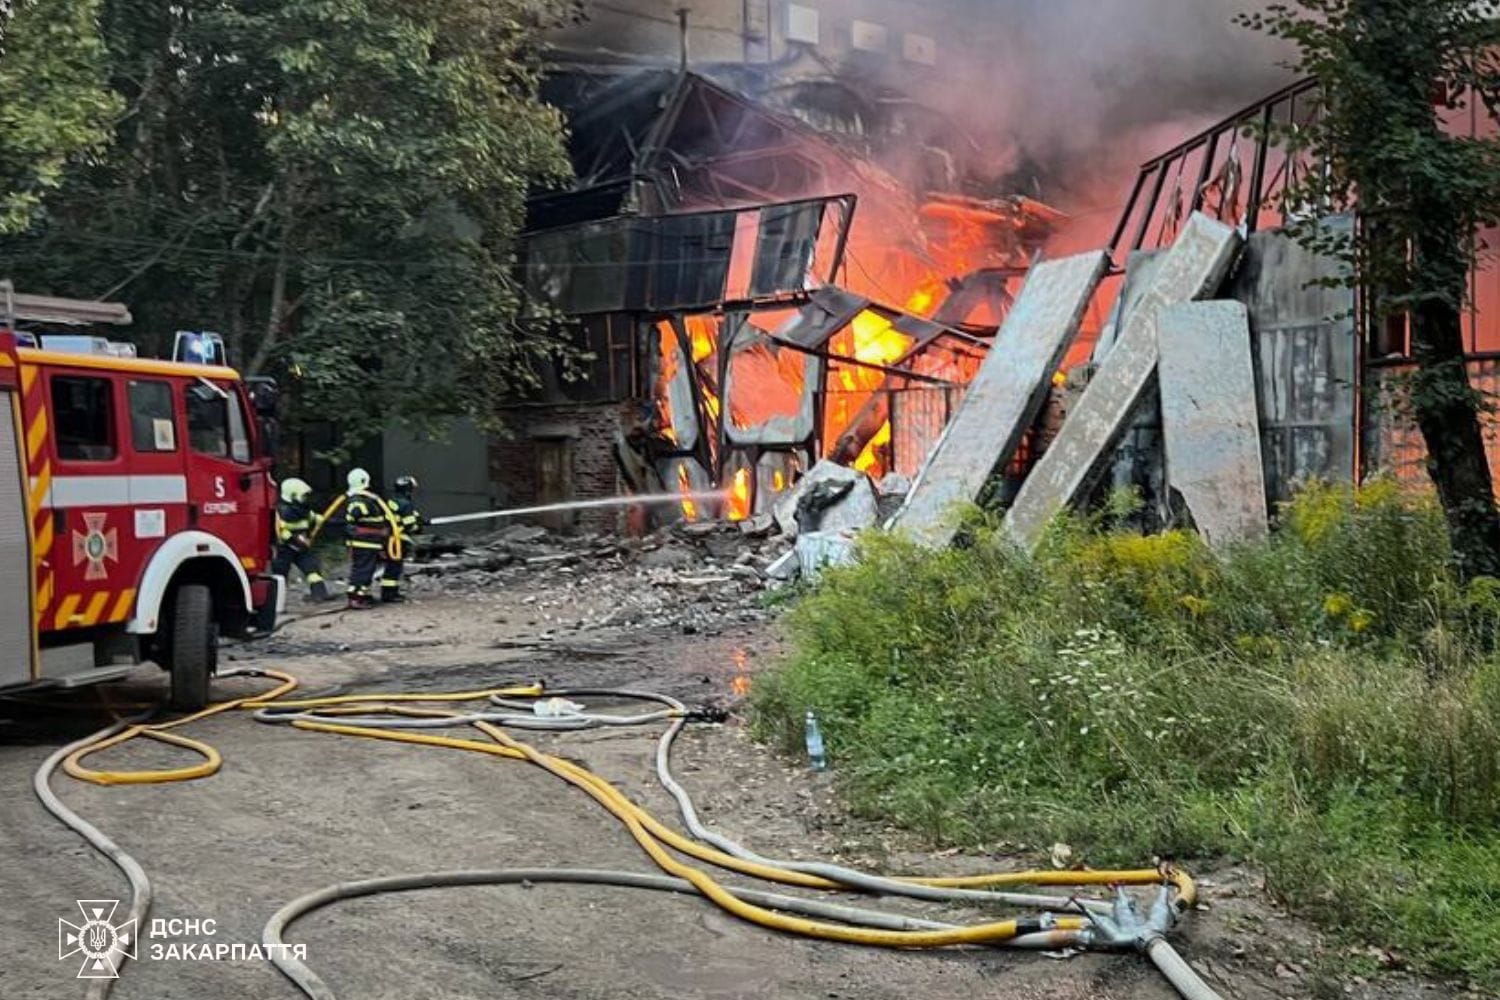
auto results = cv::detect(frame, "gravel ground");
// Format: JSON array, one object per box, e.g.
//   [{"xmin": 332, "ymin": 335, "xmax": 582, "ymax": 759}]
[{"xmin": 0, "ymin": 550, "xmax": 1477, "ymax": 1000}]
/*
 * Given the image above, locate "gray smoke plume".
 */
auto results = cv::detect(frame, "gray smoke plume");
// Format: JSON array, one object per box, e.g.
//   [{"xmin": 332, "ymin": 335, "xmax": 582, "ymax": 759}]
[{"xmin": 938, "ymin": 0, "xmax": 1295, "ymax": 217}]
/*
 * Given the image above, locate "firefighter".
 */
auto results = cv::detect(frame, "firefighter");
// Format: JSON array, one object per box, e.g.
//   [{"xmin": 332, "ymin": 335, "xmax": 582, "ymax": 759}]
[
  {"xmin": 343, "ymin": 468, "xmax": 389, "ymax": 610},
  {"xmin": 272, "ymin": 477, "xmax": 332, "ymax": 603},
  {"xmin": 380, "ymin": 475, "xmax": 423, "ymax": 603}
]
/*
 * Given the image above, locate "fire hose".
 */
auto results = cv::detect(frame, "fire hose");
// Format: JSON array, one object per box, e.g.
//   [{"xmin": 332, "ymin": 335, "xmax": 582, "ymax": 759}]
[
  {"xmin": 309, "ymin": 492, "xmax": 405, "ymax": 561},
  {"xmin": 35, "ymin": 674, "xmax": 1227, "ymax": 1000}
]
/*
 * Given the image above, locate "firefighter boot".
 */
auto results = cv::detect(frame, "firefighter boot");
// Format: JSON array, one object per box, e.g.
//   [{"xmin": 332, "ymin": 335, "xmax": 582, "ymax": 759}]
[
  {"xmin": 309, "ymin": 579, "xmax": 332, "ymax": 603},
  {"xmin": 347, "ymin": 590, "xmax": 376, "ymax": 610},
  {"xmin": 380, "ymin": 580, "xmax": 406, "ymax": 604}
]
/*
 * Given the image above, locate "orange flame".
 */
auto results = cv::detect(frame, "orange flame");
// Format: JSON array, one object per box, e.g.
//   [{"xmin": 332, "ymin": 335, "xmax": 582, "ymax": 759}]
[
  {"xmin": 686, "ymin": 315, "xmax": 717, "ymax": 363},
  {"xmin": 824, "ymin": 311, "xmax": 913, "ymax": 480},
  {"xmin": 854, "ymin": 422, "xmax": 892, "ymax": 475},
  {"xmin": 727, "ymin": 467, "xmax": 751, "ymax": 522},
  {"xmin": 730, "ymin": 675, "xmax": 751, "ymax": 698},
  {"xmin": 677, "ymin": 464, "xmax": 698, "ymax": 521},
  {"xmin": 850, "ymin": 310, "xmax": 911, "ymax": 369}
]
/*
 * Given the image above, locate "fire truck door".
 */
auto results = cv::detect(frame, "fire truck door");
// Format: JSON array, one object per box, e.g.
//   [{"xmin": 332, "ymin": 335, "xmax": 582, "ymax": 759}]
[
  {"xmin": 1, "ymin": 384, "xmax": 34, "ymax": 686},
  {"xmin": 184, "ymin": 380, "xmax": 266, "ymax": 568}
]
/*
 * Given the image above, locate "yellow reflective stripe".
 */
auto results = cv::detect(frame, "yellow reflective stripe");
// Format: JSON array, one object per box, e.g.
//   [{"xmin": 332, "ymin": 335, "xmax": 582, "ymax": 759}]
[
  {"xmin": 53, "ymin": 593, "xmax": 82, "ymax": 629},
  {"xmin": 34, "ymin": 516, "xmax": 53, "ymax": 562},
  {"xmin": 80, "ymin": 591, "xmax": 111, "ymax": 626},
  {"xmin": 37, "ymin": 575, "xmax": 53, "ymax": 615},
  {"xmin": 26, "ymin": 409, "xmax": 47, "ymax": 461},
  {"xmin": 0, "ymin": 352, "xmax": 12, "ymax": 367},
  {"xmin": 28, "ymin": 461, "xmax": 50, "ymax": 516},
  {"xmin": 109, "ymin": 589, "xmax": 136, "ymax": 622},
  {"xmin": 20, "ymin": 363, "xmax": 36, "ymax": 394}
]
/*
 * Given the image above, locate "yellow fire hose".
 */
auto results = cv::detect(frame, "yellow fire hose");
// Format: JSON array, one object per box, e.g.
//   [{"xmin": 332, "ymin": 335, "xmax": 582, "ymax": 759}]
[
  {"xmin": 51, "ymin": 673, "xmax": 1206, "ymax": 988},
  {"xmin": 311, "ymin": 492, "xmax": 405, "ymax": 561}
]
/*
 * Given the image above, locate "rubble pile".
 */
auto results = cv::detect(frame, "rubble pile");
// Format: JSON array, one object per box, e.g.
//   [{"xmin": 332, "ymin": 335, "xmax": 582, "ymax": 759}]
[
  {"xmin": 410, "ymin": 460, "xmax": 899, "ymax": 630},
  {"xmin": 409, "ymin": 519, "xmax": 782, "ymax": 636}
]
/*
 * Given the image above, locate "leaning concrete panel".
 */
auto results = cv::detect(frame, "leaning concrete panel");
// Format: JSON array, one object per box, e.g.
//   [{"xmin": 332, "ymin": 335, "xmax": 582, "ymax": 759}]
[
  {"xmin": 888, "ymin": 250, "xmax": 1109, "ymax": 548},
  {"xmin": 1158, "ymin": 301, "xmax": 1268, "ymax": 547},
  {"xmin": 1229, "ymin": 215, "xmax": 1356, "ymax": 502},
  {"xmin": 1003, "ymin": 213, "xmax": 1242, "ymax": 550}
]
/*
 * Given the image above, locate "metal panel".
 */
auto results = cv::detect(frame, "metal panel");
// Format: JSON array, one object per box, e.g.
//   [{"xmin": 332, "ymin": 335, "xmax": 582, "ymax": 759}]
[
  {"xmin": 1227, "ymin": 217, "xmax": 1357, "ymax": 501},
  {"xmin": 889, "ymin": 388, "xmax": 960, "ymax": 480},
  {"xmin": 772, "ymin": 287, "xmax": 872, "ymax": 351},
  {"xmin": 1005, "ymin": 214, "xmax": 1242, "ymax": 550},
  {"xmin": 749, "ymin": 201, "xmax": 823, "ymax": 298},
  {"xmin": 647, "ymin": 213, "xmax": 735, "ymax": 310},
  {"xmin": 0, "ymin": 390, "xmax": 33, "ymax": 686},
  {"xmin": 1158, "ymin": 301, "xmax": 1269, "ymax": 546},
  {"xmin": 891, "ymin": 250, "xmax": 1110, "ymax": 547}
]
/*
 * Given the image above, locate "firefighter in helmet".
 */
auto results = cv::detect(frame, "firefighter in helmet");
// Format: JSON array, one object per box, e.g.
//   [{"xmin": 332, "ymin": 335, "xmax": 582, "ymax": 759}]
[
  {"xmin": 272, "ymin": 478, "xmax": 332, "ymax": 603},
  {"xmin": 380, "ymin": 475, "xmax": 424, "ymax": 603},
  {"xmin": 343, "ymin": 468, "xmax": 389, "ymax": 610}
]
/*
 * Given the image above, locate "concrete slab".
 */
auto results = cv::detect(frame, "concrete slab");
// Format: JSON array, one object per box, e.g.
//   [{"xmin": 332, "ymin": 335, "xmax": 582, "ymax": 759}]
[
  {"xmin": 1003, "ymin": 213, "xmax": 1242, "ymax": 550},
  {"xmin": 1157, "ymin": 301, "xmax": 1268, "ymax": 547},
  {"xmin": 773, "ymin": 460, "xmax": 878, "ymax": 538},
  {"xmin": 795, "ymin": 530, "xmax": 859, "ymax": 582},
  {"xmin": 887, "ymin": 250, "xmax": 1110, "ymax": 548}
]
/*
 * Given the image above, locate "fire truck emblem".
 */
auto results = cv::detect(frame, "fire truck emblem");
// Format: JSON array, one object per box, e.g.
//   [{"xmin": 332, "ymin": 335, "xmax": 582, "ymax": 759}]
[{"xmin": 72, "ymin": 513, "xmax": 119, "ymax": 582}]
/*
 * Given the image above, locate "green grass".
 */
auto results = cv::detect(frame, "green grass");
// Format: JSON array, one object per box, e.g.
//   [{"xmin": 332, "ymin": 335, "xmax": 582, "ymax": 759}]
[{"xmin": 753, "ymin": 482, "xmax": 1500, "ymax": 985}]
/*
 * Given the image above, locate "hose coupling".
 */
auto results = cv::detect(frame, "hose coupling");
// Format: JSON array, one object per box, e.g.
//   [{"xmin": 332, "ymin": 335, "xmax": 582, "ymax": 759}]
[
  {"xmin": 686, "ymin": 706, "xmax": 730, "ymax": 724},
  {"xmin": 1089, "ymin": 885, "xmax": 1176, "ymax": 952}
]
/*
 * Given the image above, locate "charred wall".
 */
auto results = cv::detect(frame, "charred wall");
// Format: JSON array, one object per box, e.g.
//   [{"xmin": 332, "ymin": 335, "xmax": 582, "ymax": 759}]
[{"xmin": 490, "ymin": 401, "xmax": 642, "ymax": 534}]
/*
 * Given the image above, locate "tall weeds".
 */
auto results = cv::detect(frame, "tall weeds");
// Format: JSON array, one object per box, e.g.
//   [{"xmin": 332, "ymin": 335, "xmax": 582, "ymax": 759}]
[{"xmin": 754, "ymin": 483, "xmax": 1500, "ymax": 982}]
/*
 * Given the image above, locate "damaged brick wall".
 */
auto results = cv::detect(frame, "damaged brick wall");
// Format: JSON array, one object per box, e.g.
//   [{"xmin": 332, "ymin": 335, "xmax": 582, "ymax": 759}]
[{"xmin": 490, "ymin": 401, "xmax": 641, "ymax": 533}]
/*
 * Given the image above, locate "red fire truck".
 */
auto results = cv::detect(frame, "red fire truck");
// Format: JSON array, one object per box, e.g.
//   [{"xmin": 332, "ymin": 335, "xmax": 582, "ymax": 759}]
[{"xmin": 0, "ymin": 286, "xmax": 281, "ymax": 710}]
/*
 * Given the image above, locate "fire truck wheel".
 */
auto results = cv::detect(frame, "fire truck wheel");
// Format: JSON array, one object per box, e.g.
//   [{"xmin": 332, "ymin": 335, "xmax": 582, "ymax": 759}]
[{"xmin": 169, "ymin": 584, "xmax": 216, "ymax": 711}]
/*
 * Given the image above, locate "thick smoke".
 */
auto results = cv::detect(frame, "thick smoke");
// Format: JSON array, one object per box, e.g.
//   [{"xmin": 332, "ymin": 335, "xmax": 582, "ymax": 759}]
[{"xmin": 932, "ymin": 0, "xmax": 1295, "ymax": 223}]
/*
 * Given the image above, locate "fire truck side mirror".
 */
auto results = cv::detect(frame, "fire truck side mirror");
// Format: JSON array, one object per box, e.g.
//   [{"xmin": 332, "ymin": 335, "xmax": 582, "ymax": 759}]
[{"xmin": 245, "ymin": 376, "xmax": 279, "ymax": 417}]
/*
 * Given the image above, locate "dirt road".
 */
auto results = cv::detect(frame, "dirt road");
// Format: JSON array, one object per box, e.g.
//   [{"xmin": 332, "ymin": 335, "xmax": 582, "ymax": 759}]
[{"xmin": 0, "ymin": 566, "xmax": 1463, "ymax": 1000}]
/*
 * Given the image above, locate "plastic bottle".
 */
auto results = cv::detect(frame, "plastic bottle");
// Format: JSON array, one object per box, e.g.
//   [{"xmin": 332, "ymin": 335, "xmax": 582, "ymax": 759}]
[{"xmin": 804, "ymin": 710, "xmax": 827, "ymax": 771}]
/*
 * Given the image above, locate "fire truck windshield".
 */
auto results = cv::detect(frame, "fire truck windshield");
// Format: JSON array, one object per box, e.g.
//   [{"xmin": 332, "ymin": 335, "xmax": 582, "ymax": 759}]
[{"xmin": 187, "ymin": 382, "xmax": 252, "ymax": 463}]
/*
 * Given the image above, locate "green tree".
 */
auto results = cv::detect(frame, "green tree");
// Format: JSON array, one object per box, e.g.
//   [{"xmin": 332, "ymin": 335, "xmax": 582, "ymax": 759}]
[
  {"xmin": 1241, "ymin": 0, "xmax": 1500, "ymax": 578},
  {"xmin": 0, "ymin": 0, "xmax": 119, "ymax": 234},
  {"xmin": 0, "ymin": 0, "xmax": 573, "ymax": 451}
]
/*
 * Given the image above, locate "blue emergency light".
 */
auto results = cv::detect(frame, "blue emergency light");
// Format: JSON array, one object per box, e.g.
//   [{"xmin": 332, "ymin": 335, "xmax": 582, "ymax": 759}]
[{"xmin": 173, "ymin": 330, "xmax": 227, "ymax": 366}]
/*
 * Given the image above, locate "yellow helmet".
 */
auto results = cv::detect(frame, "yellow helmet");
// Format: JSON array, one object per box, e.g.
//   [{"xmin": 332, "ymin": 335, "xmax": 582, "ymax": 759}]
[
  {"xmin": 346, "ymin": 468, "xmax": 371, "ymax": 494},
  {"xmin": 279, "ymin": 477, "xmax": 312, "ymax": 504}
]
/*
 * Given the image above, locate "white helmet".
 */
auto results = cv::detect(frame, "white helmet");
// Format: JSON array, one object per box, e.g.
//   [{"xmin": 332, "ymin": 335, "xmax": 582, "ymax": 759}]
[
  {"xmin": 346, "ymin": 468, "xmax": 371, "ymax": 494},
  {"xmin": 279, "ymin": 477, "xmax": 312, "ymax": 504}
]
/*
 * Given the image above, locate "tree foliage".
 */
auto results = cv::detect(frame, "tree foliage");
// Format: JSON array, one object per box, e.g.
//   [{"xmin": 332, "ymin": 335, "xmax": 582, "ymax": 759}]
[
  {"xmin": 0, "ymin": 0, "xmax": 119, "ymax": 234},
  {"xmin": 0, "ymin": 0, "xmax": 574, "ymax": 451},
  {"xmin": 1239, "ymin": 0, "xmax": 1500, "ymax": 578}
]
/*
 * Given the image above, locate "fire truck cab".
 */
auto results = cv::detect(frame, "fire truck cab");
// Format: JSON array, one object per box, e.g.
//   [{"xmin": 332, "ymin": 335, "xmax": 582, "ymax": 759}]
[{"xmin": 0, "ymin": 286, "xmax": 281, "ymax": 710}]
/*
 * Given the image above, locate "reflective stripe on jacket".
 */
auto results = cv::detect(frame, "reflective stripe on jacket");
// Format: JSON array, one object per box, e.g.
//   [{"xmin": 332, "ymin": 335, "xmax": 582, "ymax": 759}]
[
  {"xmin": 390, "ymin": 496, "xmax": 423, "ymax": 535},
  {"xmin": 275, "ymin": 500, "xmax": 322, "ymax": 545},
  {"xmin": 345, "ymin": 491, "xmax": 391, "ymax": 549}
]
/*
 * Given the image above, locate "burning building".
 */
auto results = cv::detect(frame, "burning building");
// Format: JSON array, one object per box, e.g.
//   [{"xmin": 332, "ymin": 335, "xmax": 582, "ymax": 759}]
[
  {"xmin": 497, "ymin": 69, "xmax": 1062, "ymax": 530},
  {"xmin": 1088, "ymin": 78, "xmax": 1500, "ymax": 513}
]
